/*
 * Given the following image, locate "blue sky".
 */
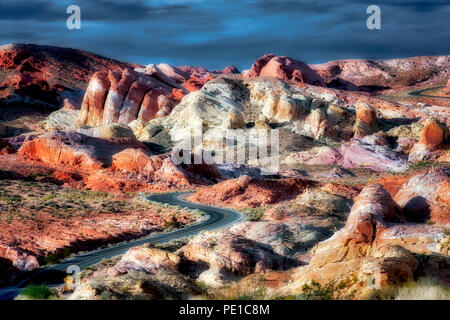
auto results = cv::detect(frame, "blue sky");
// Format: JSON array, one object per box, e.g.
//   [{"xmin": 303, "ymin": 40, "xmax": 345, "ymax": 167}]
[{"xmin": 1, "ymin": 0, "xmax": 449, "ymax": 70}]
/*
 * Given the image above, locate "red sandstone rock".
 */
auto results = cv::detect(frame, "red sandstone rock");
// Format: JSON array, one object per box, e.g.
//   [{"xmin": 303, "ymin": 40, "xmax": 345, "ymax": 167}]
[
  {"xmin": 118, "ymin": 81, "xmax": 150, "ymax": 124},
  {"xmin": 214, "ymin": 65, "xmax": 240, "ymax": 74},
  {"xmin": 0, "ymin": 139, "xmax": 16, "ymax": 154},
  {"xmin": 190, "ymin": 175, "xmax": 315, "ymax": 208},
  {"xmin": 77, "ymin": 64, "xmax": 203, "ymax": 126},
  {"xmin": 18, "ymin": 131, "xmax": 148, "ymax": 169},
  {"xmin": 0, "ymin": 43, "xmax": 136, "ymax": 107},
  {"xmin": 244, "ymin": 54, "xmax": 325, "ymax": 87},
  {"xmin": 409, "ymin": 119, "xmax": 447, "ymax": 162},
  {"xmin": 78, "ymin": 71, "xmax": 110, "ymax": 126}
]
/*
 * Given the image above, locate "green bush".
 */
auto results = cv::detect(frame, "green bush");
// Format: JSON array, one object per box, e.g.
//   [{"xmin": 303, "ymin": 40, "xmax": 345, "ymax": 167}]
[
  {"xmin": 21, "ymin": 285, "xmax": 57, "ymax": 300},
  {"xmin": 242, "ymin": 208, "xmax": 265, "ymax": 221}
]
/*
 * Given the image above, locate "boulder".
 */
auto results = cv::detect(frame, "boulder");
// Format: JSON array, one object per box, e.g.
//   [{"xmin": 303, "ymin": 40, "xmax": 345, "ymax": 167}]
[
  {"xmin": 353, "ymin": 102, "xmax": 376, "ymax": 137},
  {"xmin": 394, "ymin": 168, "xmax": 450, "ymax": 224},
  {"xmin": 114, "ymin": 246, "xmax": 180, "ymax": 275},
  {"xmin": 409, "ymin": 119, "xmax": 447, "ymax": 162}
]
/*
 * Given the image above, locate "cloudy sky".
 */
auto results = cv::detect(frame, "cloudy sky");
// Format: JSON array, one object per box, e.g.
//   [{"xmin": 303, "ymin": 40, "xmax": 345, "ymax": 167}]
[{"xmin": 1, "ymin": 0, "xmax": 449, "ymax": 70}]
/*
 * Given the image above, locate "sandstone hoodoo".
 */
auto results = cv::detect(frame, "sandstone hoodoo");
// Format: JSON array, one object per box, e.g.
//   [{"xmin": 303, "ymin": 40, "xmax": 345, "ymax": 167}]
[
  {"xmin": 409, "ymin": 118, "xmax": 447, "ymax": 162},
  {"xmin": 353, "ymin": 102, "xmax": 376, "ymax": 137}
]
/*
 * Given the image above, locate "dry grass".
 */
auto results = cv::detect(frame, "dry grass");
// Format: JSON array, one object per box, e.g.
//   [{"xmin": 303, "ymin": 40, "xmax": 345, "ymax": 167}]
[{"xmin": 394, "ymin": 278, "xmax": 450, "ymax": 300}]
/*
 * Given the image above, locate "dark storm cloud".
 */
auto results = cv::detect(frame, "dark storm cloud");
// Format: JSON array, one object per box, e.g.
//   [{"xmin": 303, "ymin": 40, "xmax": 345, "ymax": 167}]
[{"xmin": 0, "ymin": 0, "xmax": 449, "ymax": 69}]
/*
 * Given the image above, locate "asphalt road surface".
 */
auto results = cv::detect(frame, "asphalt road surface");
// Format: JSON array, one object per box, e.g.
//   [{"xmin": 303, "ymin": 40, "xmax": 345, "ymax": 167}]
[{"xmin": 0, "ymin": 192, "xmax": 243, "ymax": 300}]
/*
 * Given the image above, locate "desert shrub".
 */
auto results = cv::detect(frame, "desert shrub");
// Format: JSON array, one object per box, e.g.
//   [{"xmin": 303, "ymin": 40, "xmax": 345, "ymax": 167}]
[
  {"xmin": 21, "ymin": 284, "xmax": 57, "ymax": 299},
  {"xmin": 44, "ymin": 252, "xmax": 60, "ymax": 265},
  {"xmin": 242, "ymin": 208, "xmax": 265, "ymax": 221},
  {"xmin": 297, "ymin": 280, "xmax": 336, "ymax": 300}
]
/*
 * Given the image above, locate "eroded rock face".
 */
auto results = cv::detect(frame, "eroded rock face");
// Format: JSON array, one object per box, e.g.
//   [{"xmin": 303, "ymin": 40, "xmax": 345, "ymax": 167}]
[
  {"xmin": 111, "ymin": 149, "xmax": 224, "ymax": 186},
  {"xmin": 287, "ymin": 184, "xmax": 417, "ymax": 294},
  {"xmin": 394, "ymin": 168, "xmax": 450, "ymax": 224},
  {"xmin": 244, "ymin": 54, "xmax": 325, "ymax": 87},
  {"xmin": 157, "ymin": 77, "xmax": 353, "ymax": 150},
  {"xmin": 409, "ymin": 119, "xmax": 447, "ymax": 162},
  {"xmin": 18, "ymin": 130, "xmax": 147, "ymax": 169},
  {"xmin": 312, "ymin": 56, "xmax": 450, "ymax": 90},
  {"xmin": 353, "ymin": 102, "xmax": 376, "ymax": 137},
  {"xmin": 0, "ymin": 43, "xmax": 136, "ymax": 107},
  {"xmin": 446, "ymin": 78, "xmax": 450, "ymax": 92},
  {"xmin": 114, "ymin": 246, "xmax": 180, "ymax": 275},
  {"xmin": 177, "ymin": 230, "xmax": 287, "ymax": 284},
  {"xmin": 190, "ymin": 175, "xmax": 315, "ymax": 208},
  {"xmin": 283, "ymin": 135, "xmax": 409, "ymax": 172},
  {"xmin": 77, "ymin": 68, "xmax": 180, "ymax": 127}
]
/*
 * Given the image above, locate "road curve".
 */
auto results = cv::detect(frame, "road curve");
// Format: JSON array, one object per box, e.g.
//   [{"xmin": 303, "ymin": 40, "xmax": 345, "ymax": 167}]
[
  {"xmin": 0, "ymin": 192, "xmax": 243, "ymax": 300},
  {"xmin": 409, "ymin": 86, "xmax": 450, "ymax": 100}
]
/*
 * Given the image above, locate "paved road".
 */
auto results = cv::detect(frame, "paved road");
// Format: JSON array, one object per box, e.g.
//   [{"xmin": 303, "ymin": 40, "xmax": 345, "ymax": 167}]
[
  {"xmin": 0, "ymin": 192, "xmax": 243, "ymax": 300},
  {"xmin": 409, "ymin": 86, "xmax": 450, "ymax": 100}
]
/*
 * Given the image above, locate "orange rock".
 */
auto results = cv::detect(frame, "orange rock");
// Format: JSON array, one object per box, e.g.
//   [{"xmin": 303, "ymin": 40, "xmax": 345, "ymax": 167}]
[
  {"xmin": 18, "ymin": 131, "xmax": 148, "ymax": 169},
  {"xmin": 190, "ymin": 175, "xmax": 315, "ymax": 208},
  {"xmin": 418, "ymin": 119, "xmax": 445, "ymax": 147},
  {"xmin": 111, "ymin": 148, "xmax": 161, "ymax": 176},
  {"xmin": 353, "ymin": 102, "xmax": 376, "ymax": 137},
  {"xmin": 409, "ymin": 119, "xmax": 447, "ymax": 161}
]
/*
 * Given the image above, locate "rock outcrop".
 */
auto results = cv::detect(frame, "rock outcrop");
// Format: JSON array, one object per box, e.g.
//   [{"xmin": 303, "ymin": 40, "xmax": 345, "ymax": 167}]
[
  {"xmin": 287, "ymin": 184, "xmax": 418, "ymax": 295},
  {"xmin": 0, "ymin": 43, "xmax": 136, "ymax": 108},
  {"xmin": 283, "ymin": 134, "xmax": 409, "ymax": 172},
  {"xmin": 408, "ymin": 119, "xmax": 447, "ymax": 162},
  {"xmin": 190, "ymin": 175, "xmax": 315, "ymax": 208},
  {"xmin": 18, "ymin": 130, "xmax": 147, "ymax": 169},
  {"xmin": 353, "ymin": 102, "xmax": 376, "ymax": 137},
  {"xmin": 312, "ymin": 56, "xmax": 450, "ymax": 91},
  {"xmin": 177, "ymin": 230, "xmax": 287, "ymax": 287},
  {"xmin": 111, "ymin": 149, "xmax": 224, "ymax": 186},
  {"xmin": 394, "ymin": 168, "xmax": 450, "ymax": 224},
  {"xmin": 244, "ymin": 54, "xmax": 325, "ymax": 87},
  {"xmin": 77, "ymin": 68, "xmax": 180, "ymax": 127}
]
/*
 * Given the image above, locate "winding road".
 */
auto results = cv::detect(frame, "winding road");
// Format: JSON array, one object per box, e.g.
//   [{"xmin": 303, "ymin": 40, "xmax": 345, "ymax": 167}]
[
  {"xmin": 0, "ymin": 192, "xmax": 243, "ymax": 300},
  {"xmin": 409, "ymin": 86, "xmax": 450, "ymax": 100}
]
